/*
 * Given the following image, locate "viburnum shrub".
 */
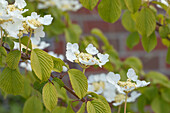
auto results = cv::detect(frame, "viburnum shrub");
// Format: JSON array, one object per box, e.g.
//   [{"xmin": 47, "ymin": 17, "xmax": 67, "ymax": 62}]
[{"xmin": 0, "ymin": 0, "xmax": 170, "ymax": 113}]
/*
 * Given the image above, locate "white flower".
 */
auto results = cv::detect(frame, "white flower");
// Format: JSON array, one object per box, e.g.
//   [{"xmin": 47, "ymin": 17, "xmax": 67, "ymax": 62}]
[
  {"xmin": 66, "ymin": 50, "xmax": 77, "ymax": 62},
  {"xmin": 14, "ymin": 0, "xmax": 27, "ymax": 9},
  {"xmin": 106, "ymin": 68, "xmax": 150, "ymax": 93},
  {"xmin": 34, "ymin": 26, "xmax": 45, "ymax": 40},
  {"xmin": 85, "ymin": 44, "xmax": 98, "ymax": 55},
  {"xmin": 35, "ymin": 41, "xmax": 50, "ymax": 49},
  {"xmin": 127, "ymin": 91, "xmax": 141, "ymax": 103},
  {"xmin": 38, "ymin": 15, "xmax": 53, "ymax": 25},
  {"xmin": 127, "ymin": 68, "xmax": 138, "ymax": 81},
  {"xmin": 1, "ymin": 18, "xmax": 24, "ymax": 38},
  {"xmin": 20, "ymin": 60, "xmax": 32, "ymax": 71},
  {"xmin": 26, "ymin": 12, "xmax": 40, "ymax": 29},
  {"xmin": 66, "ymin": 42, "xmax": 80, "ymax": 54},
  {"xmin": 97, "ymin": 53, "xmax": 109, "ymax": 67}
]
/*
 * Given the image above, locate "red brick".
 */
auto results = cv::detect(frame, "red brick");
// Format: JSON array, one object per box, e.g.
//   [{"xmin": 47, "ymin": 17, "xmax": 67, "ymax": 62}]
[
  {"xmin": 53, "ymin": 40, "xmax": 65, "ymax": 54},
  {"xmin": 140, "ymin": 56, "xmax": 159, "ymax": 70},
  {"xmin": 86, "ymin": 66, "xmax": 108, "ymax": 73},
  {"xmin": 83, "ymin": 20, "xmax": 126, "ymax": 33},
  {"xmin": 166, "ymin": 64, "xmax": 170, "ymax": 68}
]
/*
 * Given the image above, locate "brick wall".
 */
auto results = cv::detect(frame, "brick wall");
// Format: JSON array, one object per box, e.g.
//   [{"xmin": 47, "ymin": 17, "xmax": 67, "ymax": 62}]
[{"xmin": 50, "ymin": 7, "xmax": 170, "ymax": 77}]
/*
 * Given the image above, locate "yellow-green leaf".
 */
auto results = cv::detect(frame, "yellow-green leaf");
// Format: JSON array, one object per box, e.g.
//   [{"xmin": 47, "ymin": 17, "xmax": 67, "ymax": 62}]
[
  {"xmin": 43, "ymin": 82, "xmax": 58, "ymax": 112},
  {"xmin": 98, "ymin": 0, "xmax": 121, "ymax": 23},
  {"xmin": 52, "ymin": 56, "xmax": 66, "ymax": 73},
  {"xmin": 87, "ymin": 99, "xmax": 107, "ymax": 113},
  {"xmin": 136, "ymin": 8, "xmax": 156, "ymax": 37},
  {"xmin": 142, "ymin": 32, "xmax": 157, "ymax": 52},
  {"xmin": 6, "ymin": 50, "xmax": 21, "ymax": 69},
  {"xmin": 23, "ymin": 96, "xmax": 43, "ymax": 113},
  {"xmin": 125, "ymin": 0, "xmax": 141, "ymax": 13},
  {"xmin": 122, "ymin": 10, "xmax": 136, "ymax": 32},
  {"xmin": 68, "ymin": 69, "xmax": 88, "ymax": 99},
  {"xmin": 166, "ymin": 47, "xmax": 170, "ymax": 64},
  {"xmin": 31, "ymin": 49, "xmax": 53, "ymax": 81},
  {"xmin": 77, "ymin": 102, "xmax": 86, "ymax": 113},
  {"xmin": 80, "ymin": 0, "xmax": 99, "ymax": 10},
  {"xmin": 98, "ymin": 95, "xmax": 111, "ymax": 113},
  {"xmin": 52, "ymin": 106, "xmax": 66, "ymax": 113},
  {"xmin": 20, "ymin": 77, "xmax": 32, "ymax": 98},
  {"xmin": 0, "ymin": 67, "xmax": 23, "ymax": 95}
]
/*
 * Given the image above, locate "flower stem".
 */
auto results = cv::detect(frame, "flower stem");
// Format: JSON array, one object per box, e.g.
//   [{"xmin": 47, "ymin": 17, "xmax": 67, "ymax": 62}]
[
  {"xmin": 19, "ymin": 36, "xmax": 21, "ymax": 52},
  {"xmin": 118, "ymin": 105, "xmax": 121, "ymax": 113},
  {"xmin": 83, "ymin": 68, "xmax": 86, "ymax": 74},
  {"xmin": 124, "ymin": 93, "xmax": 128, "ymax": 113},
  {"xmin": 26, "ymin": 30, "xmax": 33, "ymax": 54},
  {"xmin": 0, "ymin": 27, "xmax": 3, "ymax": 47}
]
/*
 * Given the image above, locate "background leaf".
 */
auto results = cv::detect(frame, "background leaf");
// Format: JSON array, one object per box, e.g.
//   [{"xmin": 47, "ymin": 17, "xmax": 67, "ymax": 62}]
[
  {"xmin": 125, "ymin": 0, "xmax": 141, "ymax": 13},
  {"xmin": 98, "ymin": 0, "xmax": 121, "ymax": 23},
  {"xmin": 23, "ymin": 96, "xmax": 43, "ymax": 113},
  {"xmin": 126, "ymin": 32, "xmax": 140, "ymax": 49},
  {"xmin": 136, "ymin": 8, "xmax": 156, "ymax": 37},
  {"xmin": 80, "ymin": 0, "xmax": 99, "ymax": 10}
]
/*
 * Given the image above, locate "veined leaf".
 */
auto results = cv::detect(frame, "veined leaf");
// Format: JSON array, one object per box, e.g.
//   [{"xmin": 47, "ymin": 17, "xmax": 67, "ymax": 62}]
[
  {"xmin": 159, "ymin": 26, "xmax": 170, "ymax": 39},
  {"xmin": 142, "ymin": 32, "xmax": 157, "ymax": 52},
  {"xmin": 3, "ymin": 37, "xmax": 14, "ymax": 50},
  {"xmin": 122, "ymin": 10, "xmax": 136, "ymax": 32},
  {"xmin": 0, "ymin": 47, "xmax": 7, "ymax": 56},
  {"xmin": 23, "ymin": 96, "xmax": 43, "ymax": 113},
  {"xmin": 80, "ymin": 0, "xmax": 99, "ymax": 10},
  {"xmin": 126, "ymin": 32, "xmax": 140, "ymax": 49},
  {"xmin": 31, "ymin": 49, "xmax": 53, "ymax": 81},
  {"xmin": 52, "ymin": 56, "xmax": 66, "ymax": 73},
  {"xmin": 77, "ymin": 102, "xmax": 86, "ymax": 113},
  {"xmin": 98, "ymin": 0, "xmax": 121, "ymax": 23},
  {"xmin": 0, "ymin": 47, "xmax": 7, "ymax": 67},
  {"xmin": 68, "ymin": 69, "xmax": 88, "ymax": 99},
  {"xmin": 53, "ymin": 77, "xmax": 65, "ymax": 88},
  {"xmin": 98, "ymin": 95, "xmax": 111, "ymax": 113},
  {"xmin": 43, "ymin": 82, "xmax": 58, "ymax": 112},
  {"xmin": 6, "ymin": 50, "xmax": 21, "ymax": 69},
  {"xmin": 0, "ymin": 67, "xmax": 23, "ymax": 95},
  {"xmin": 136, "ymin": 8, "xmax": 156, "ymax": 37},
  {"xmin": 87, "ymin": 99, "xmax": 107, "ymax": 113},
  {"xmin": 125, "ymin": 0, "xmax": 141, "ymax": 13},
  {"xmin": 20, "ymin": 77, "xmax": 32, "ymax": 98}
]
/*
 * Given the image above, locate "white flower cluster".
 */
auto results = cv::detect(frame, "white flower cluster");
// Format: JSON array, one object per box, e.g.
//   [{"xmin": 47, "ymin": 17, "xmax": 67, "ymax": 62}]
[
  {"xmin": 37, "ymin": 0, "xmax": 82, "ymax": 11},
  {"xmin": 66, "ymin": 43, "xmax": 109, "ymax": 68},
  {"xmin": 88, "ymin": 73, "xmax": 141, "ymax": 106},
  {"xmin": 106, "ymin": 68, "xmax": 150, "ymax": 94},
  {"xmin": 0, "ymin": 0, "xmax": 53, "ymax": 41}
]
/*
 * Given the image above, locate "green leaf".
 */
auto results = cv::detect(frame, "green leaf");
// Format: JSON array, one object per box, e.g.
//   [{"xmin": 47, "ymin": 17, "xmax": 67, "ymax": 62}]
[
  {"xmin": 43, "ymin": 82, "xmax": 58, "ymax": 112},
  {"xmin": 87, "ymin": 99, "xmax": 107, "ymax": 113},
  {"xmin": 124, "ymin": 57, "xmax": 143, "ymax": 72},
  {"xmin": 3, "ymin": 37, "xmax": 14, "ymax": 50},
  {"xmin": 159, "ymin": 26, "xmax": 170, "ymax": 39},
  {"xmin": 126, "ymin": 32, "xmax": 140, "ymax": 49},
  {"xmin": 65, "ymin": 24, "xmax": 82, "ymax": 43},
  {"xmin": 33, "ymin": 81, "xmax": 47, "ymax": 93},
  {"xmin": 23, "ymin": 96, "xmax": 43, "ymax": 113},
  {"xmin": 77, "ymin": 102, "xmax": 86, "ymax": 113},
  {"xmin": 52, "ymin": 106, "xmax": 66, "ymax": 113},
  {"xmin": 137, "ymin": 95, "xmax": 146, "ymax": 113},
  {"xmin": 98, "ymin": 95, "xmax": 111, "ymax": 113},
  {"xmin": 65, "ymin": 102, "xmax": 74, "ymax": 113},
  {"xmin": 53, "ymin": 78, "xmax": 65, "ymax": 88},
  {"xmin": 166, "ymin": 47, "xmax": 170, "ymax": 64},
  {"xmin": 136, "ymin": 8, "xmax": 156, "ymax": 37},
  {"xmin": 151, "ymin": 96, "xmax": 170, "ymax": 113},
  {"xmin": 21, "ymin": 36, "xmax": 32, "ymax": 49},
  {"xmin": 98, "ymin": 0, "xmax": 121, "ymax": 23},
  {"xmin": 142, "ymin": 32, "xmax": 157, "ymax": 52},
  {"xmin": 122, "ymin": 10, "xmax": 136, "ymax": 32},
  {"xmin": 145, "ymin": 71, "xmax": 170, "ymax": 88},
  {"xmin": 161, "ymin": 88, "xmax": 170, "ymax": 103},
  {"xmin": 20, "ymin": 77, "xmax": 32, "ymax": 98},
  {"xmin": 6, "ymin": 50, "xmax": 21, "ymax": 69},
  {"xmin": 52, "ymin": 56, "xmax": 66, "ymax": 73},
  {"xmin": 80, "ymin": 0, "xmax": 99, "ymax": 10},
  {"xmin": 0, "ymin": 47, "xmax": 7, "ymax": 67},
  {"xmin": 125, "ymin": 0, "xmax": 141, "ymax": 13},
  {"xmin": 68, "ymin": 69, "xmax": 88, "ymax": 99},
  {"xmin": 31, "ymin": 49, "xmax": 53, "ymax": 81},
  {"xmin": 0, "ymin": 67, "xmax": 23, "ymax": 95}
]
